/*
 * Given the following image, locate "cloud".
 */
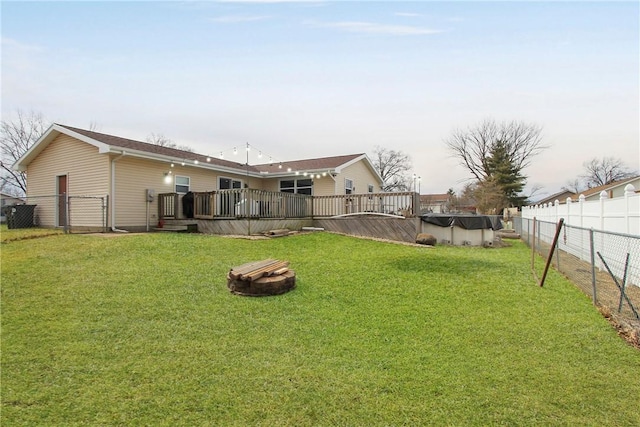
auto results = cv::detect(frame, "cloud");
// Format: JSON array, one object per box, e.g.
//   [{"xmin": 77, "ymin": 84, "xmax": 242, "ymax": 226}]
[
  {"xmin": 310, "ymin": 21, "xmax": 443, "ymax": 36},
  {"xmin": 209, "ymin": 15, "xmax": 272, "ymax": 23}
]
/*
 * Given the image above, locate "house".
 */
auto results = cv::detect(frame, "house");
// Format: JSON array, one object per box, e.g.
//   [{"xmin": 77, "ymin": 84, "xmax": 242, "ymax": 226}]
[
  {"xmin": 0, "ymin": 192, "xmax": 26, "ymax": 223},
  {"xmin": 419, "ymin": 193, "xmax": 451, "ymax": 214},
  {"xmin": 13, "ymin": 124, "xmax": 384, "ymax": 231},
  {"xmin": 580, "ymin": 176, "xmax": 640, "ymax": 201},
  {"xmin": 530, "ymin": 177, "xmax": 640, "ymax": 207},
  {"xmin": 531, "ymin": 190, "xmax": 578, "ymax": 206}
]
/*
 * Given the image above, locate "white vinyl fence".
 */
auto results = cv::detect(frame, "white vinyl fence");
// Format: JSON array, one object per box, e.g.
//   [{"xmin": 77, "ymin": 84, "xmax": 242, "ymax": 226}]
[{"xmin": 522, "ymin": 184, "xmax": 639, "ymax": 236}]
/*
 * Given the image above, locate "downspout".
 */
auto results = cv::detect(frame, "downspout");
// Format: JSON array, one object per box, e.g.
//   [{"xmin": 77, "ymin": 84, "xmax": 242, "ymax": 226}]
[{"xmin": 111, "ymin": 151, "xmax": 128, "ymax": 232}]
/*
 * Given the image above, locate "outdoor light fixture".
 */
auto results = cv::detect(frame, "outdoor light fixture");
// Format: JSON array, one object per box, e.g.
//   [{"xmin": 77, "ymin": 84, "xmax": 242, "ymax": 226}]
[
  {"xmin": 163, "ymin": 172, "xmax": 172, "ymax": 184},
  {"xmin": 194, "ymin": 160, "xmax": 199, "ymax": 164},
  {"xmin": 206, "ymin": 156, "xmax": 211, "ymax": 162}
]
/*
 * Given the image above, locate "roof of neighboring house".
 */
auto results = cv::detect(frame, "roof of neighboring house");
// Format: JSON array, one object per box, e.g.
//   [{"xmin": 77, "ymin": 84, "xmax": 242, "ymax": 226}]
[
  {"xmin": 531, "ymin": 190, "xmax": 577, "ymax": 206},
  {"xmin": 13, "ymin": 124, "xmax": 383, "ymax": 184},
  {"xmin": 579, "ymin": 175, "xmax": 640, "ymax": 198},
  {"xmin": 530, "ymin": 176, "xmax": 640, "ymax": 205},
  {"xmin": 419, "ymin": 193, "xmax": 450, "ymax": 203}
]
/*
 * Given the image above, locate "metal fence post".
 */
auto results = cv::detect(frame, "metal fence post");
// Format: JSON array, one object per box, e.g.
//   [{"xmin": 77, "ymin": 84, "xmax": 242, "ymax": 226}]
[
  {"xmin": 589, "ymin": 228, "xmax": 597, "ymax": 305},
  {"xmin": 64, "ymin": 193, "xmax": 70, "ymax": 234}
]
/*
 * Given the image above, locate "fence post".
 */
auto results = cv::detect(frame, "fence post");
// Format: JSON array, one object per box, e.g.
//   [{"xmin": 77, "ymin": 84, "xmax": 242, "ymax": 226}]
[
  {"xmin": 599, "ymin": 191, "xmax": 608, "ymax": 232},
  {"xmin": 589, "ymin": 228, "xmax": 597, "ymax": 305},
  {"xmin": 624, "ymin": 184, "xmax": 635, "ymax": 234},
  {"xmin": 578, "ymin": 194, "xmax": 585, "ymax": 229},
  {"xmin": 103, "ymin": 195, "xmax": 109, "ymax": 232},
  {"xmin": 531, "ymin": 217, "xmax": 536, "ymax": 271},
  {"xmin": 64, "ymin": 193, "xmax": 70, "ymax": 234}
]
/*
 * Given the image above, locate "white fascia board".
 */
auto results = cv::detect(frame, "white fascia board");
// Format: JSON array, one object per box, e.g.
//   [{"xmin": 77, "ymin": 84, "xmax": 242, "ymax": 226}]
[
  {"xmin": 335, "ymin": 154, "xmax": 384, "ymax": 185},
  {"xmin": 334, "ymin": 154, "xmax": 366, "ymax": 172},
  {"xmin": 13, "ymin": 124, "xmax": 112, "ymax": 171},
  {"xmin": 57, "ymin": 125, "xmax": 111, "ymax": 153}
]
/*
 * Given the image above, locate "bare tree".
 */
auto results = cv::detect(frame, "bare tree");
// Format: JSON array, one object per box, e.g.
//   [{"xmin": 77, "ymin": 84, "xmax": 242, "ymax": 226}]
[
  {"xmin": 146, "ymin": 132, "xmax": 193, "ymax": 152},
  {"xmin": 371, "ymin": 146, "xmax": 412, "ymax": 192},
  {"xmin": 562, "ymin": 178, "xmax": 585, "ymax": 194},
  {"xmin": 445, "ymin": 119, "xmax": 546, "ymax": 181},
  {"xmin": 580, "ymin": 157, "xmax": 636, "ymax": 188},
  {"xmin": 1, "ymin": 110, "xmax": 49, "ymax": 196},
  {"xmin": 445, "ymin": 119, "xmax": 546, "ymax": 209}
]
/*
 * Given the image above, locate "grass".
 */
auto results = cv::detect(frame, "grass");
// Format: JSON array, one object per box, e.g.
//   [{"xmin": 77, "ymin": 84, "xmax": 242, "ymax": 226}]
[
  {"xmin": 0, "ymin": 224, "xmax": 63, "ymax": 242},
  {"xmin": 1, "ymin": 230, "xmax": 639, "ymax": 426}
]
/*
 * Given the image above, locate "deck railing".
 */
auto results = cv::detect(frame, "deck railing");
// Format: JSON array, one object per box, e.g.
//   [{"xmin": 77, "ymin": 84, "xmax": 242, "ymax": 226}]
[
  {"xmin": 313, "ymin": 192, "xmax": 417, "ymax": 218},
  {"xmin": 158, "ymin": 189, "xmax": 417, "ymax": 220}
]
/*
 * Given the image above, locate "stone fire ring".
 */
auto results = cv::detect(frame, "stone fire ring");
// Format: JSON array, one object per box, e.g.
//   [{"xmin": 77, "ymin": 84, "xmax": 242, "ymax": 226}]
[{"xmin": 227, "ymin": 270, "xmax": 296, "ymax": 296}]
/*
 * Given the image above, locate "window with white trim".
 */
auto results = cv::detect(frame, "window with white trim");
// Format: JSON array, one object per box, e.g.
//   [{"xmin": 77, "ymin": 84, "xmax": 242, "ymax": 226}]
[
  {"xmin": 175, "ymin": 176, "xmax": 190, "ymax": 193},
  {"xmin": 345, "ymin": 178, "xmax": 354, "ymax": 195}
]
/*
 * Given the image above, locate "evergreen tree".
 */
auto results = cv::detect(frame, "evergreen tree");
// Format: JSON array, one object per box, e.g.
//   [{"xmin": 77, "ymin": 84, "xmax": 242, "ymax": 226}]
[{"xmin": 485, "ymin": 140, "xmax": 527, "ymax": 208}]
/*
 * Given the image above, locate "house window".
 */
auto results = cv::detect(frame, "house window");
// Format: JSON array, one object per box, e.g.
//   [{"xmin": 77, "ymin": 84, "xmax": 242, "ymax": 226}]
[
  {"xmin": 175, "ymin": 176, "xmax": 190, "ymax": 194},
  {"xmin": 345, "ymin": 178, "xmax": 354, "ymax": 195},
  {"xmin": 219, "ymin": 177, "xmax": 242, "ymax": 190},
  {"xmin": 368, "ymin": 184, "xmax": 374, "ymax": 193},
  {"xmin": 280, "ymin": 178, "xmax": 313, "ymax": 195}
]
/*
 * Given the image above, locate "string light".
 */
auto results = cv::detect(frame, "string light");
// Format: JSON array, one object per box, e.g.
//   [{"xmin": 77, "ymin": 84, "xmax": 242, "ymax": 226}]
[{"xmin": 168, "ymin": 142, "xmax": 335, "ymax": 180}]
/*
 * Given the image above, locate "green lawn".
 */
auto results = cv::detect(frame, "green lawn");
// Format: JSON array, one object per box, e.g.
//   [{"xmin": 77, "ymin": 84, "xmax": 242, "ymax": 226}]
[{"xmin": 2, "ymin": 231, "xmax": 639, "ymax": 426}]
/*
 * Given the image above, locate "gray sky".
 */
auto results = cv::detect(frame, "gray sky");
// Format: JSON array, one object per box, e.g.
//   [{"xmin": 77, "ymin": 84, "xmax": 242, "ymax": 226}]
[{"xmin": 2, "ymin": 1, "xmax": 639, "ymax": 197}]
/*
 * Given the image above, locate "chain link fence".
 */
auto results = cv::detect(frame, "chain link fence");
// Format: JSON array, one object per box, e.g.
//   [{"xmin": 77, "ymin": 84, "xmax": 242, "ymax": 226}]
[
  {"xmin": 2, "ymin": 194, "xmax": 109, "ymax": 233},
  {"xmin": 514, "ymin": 216, "xmax": 640, "ymax": 336}
]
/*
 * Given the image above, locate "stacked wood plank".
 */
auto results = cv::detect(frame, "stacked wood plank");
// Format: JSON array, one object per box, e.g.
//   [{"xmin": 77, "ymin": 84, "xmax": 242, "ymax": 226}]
[{"xmin": 227, "ymin": 259, "xmax": 295, "ymax": 296}]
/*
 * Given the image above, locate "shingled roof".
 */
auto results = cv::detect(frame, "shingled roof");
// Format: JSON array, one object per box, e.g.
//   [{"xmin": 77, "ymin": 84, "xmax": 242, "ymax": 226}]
[
  {"xmin": 58, "ymin": 125, "xmax": 255, "ymax": 172},
  {"xmin": 253, "ymin": 153, "xmax": 365, "ymax": 175},
  {"xmin": 14, "ymin": 124, "xmax": 380, "ymax": 183}
]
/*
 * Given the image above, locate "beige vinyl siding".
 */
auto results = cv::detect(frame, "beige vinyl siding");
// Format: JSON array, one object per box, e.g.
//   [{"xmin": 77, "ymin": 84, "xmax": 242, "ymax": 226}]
[
  {"xmin": 311, "ymin": 175, "xmax": 335, "ymax": 196},
  {"xmin": 26, "ymin": 134, "xmax": 109, "ymax": 227},
  {"xmin": 112, "ymin": 157, "xmax": 262, "ymax": 227},
  {"xmin": 337, "ymin": 161, "xmax": 380, "ymax": 195}
]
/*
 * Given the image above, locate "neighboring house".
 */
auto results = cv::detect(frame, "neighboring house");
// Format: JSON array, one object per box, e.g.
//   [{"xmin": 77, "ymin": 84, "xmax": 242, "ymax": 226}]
[
  {"xmin": 532, "ymin": 190, "xmax": 578, "ymax": 206},
  {"xmin": 13, "ymin": 124, "xmax": 384, "ymax": 230},
  {"xmin": 580, "ymin": 176, "xmax": 640, "ymax": 201},
  {"xmin": 0, "ymin": 192, "xmax": 26, "ymax": 223},
  {"xmin": 530, "ymin": 177, "xmax": 640, "ymax": 206},
  {"xmin": 419, "ymin": 193, "xmax": 451, "ymax": 214}
]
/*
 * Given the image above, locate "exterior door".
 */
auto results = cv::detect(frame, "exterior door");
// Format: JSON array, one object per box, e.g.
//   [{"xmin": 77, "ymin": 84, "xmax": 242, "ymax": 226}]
[{"xmin": 57, "ymin": 175, "xmax": 67, "ymax": 227}]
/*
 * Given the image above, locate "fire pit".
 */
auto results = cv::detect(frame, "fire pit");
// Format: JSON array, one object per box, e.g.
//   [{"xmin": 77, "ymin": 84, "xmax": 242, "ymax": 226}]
[{"xmin": 227, "ymin": 259, "xmax": 296, "ymax": 296}]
